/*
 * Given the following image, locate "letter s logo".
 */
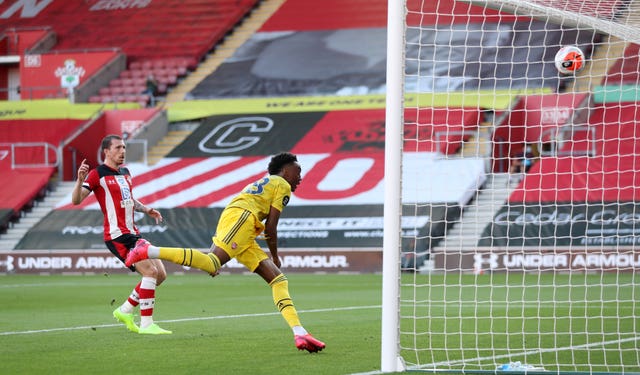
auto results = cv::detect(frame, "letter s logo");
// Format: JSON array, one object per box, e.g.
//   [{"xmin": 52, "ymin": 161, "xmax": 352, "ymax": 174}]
[{"xmin": 198, "ymin": 117, "xmax": 273, "ymax": 154}]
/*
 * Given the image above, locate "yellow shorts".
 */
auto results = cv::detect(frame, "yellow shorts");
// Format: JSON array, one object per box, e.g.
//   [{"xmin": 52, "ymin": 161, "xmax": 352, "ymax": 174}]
[{"xmin": 212, "ymin": 207, "xmax": 268, "ymax": 272}]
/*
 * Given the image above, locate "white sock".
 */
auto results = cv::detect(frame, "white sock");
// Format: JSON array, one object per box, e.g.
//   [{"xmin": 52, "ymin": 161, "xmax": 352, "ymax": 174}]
[
  {"xmin": 292, "ymin": 325, "xmax": 308, "ymax": 336},
  {"xmin": 119, "ymin": 301, "xmax": 135, "ymax": 314},
  {"xmin": 140, "ymin": 316, "xmax": 153, "ymax": 328},
  {"xmin": 139, "ymin": 277, "xmax": 156, "ymax": 329},
  {"xmin": 148, "ymin": 245, "xmax": 160, "ymax": 258}
]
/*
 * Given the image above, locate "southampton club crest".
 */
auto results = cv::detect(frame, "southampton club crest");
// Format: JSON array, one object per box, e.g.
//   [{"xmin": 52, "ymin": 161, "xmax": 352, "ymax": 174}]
[{"xmin": 54, "ymin": 59, "xmax": 86, "ymax": 89}]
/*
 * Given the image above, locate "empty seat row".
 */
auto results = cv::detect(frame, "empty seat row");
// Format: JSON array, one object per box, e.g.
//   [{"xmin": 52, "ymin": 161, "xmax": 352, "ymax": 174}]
[
  {"xmin": 100, "ymin": 83, "xmax": 168, "ymax": 96},
  {"xmin": 89, "ymin": 94, "xmax": 150, "ymax": 107},
  {"xmin": 110, "ymin": 78, "xmax": 147, "ymax": 87},
  {"xmin": 120, "ymin": 67, "xmax": 187, "ymax": 80},
  {"xmin": 110, "ymin": 76, "xmax": 176, "ymax": 88},
  {"xmin": 129, "ymin": 57, "xmax": 198, "ymax": 71}
]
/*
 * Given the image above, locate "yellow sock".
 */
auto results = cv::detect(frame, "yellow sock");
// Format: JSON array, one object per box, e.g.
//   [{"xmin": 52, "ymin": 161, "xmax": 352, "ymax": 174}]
[
  {"xmin": 270, "ymin": 274, "xmax": 301, "ymax": 328},
  {"xmin": 158, "ymin": 247, "xmax": 221, "ymax": 274}
]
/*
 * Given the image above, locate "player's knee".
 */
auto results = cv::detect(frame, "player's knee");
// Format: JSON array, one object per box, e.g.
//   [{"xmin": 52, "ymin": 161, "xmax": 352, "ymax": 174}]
[
  {"xmin": 268, "ymin": 272, "xmax": 288, "ymax": 286},
  {"xmin": 212, "ymin": 246, "xmax": 230, "ymax": 265},
  {"xmin": 207, "ymin": 252, "xmax": 222, "ymax": 272},
  {"xmin": 139, "ymin": 263, "xmax": 162, "ymax": 281},
  {"xmin": 155, "ymin": 268, "xmax": 167, "ymax": 285}
]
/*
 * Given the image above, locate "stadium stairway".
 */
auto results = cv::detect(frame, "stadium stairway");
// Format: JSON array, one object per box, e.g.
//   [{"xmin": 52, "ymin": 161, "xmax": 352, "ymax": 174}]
[
  {"xmin": 147, "ymin": 122, "xmax": 200, "ymax": 165},
  {"xmin": 422, "ymin": 172, "xmax": 514, "ymax": 270},
  {"xmin": 0, "ymin": 181, "xmax": 75, "ymax": 250},
  {"xmin": 141, "ymin": 0, "xmax": 285, "ymax": 165},
  {"xmin": 143, "ymin": 0, "xmax": 287, "ymax": 164}
]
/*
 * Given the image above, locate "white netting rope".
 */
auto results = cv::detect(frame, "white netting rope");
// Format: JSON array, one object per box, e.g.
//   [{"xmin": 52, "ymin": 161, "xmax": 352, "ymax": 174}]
[
  {"xmin": 391, "ymin": 0, "xmax": 640, "ymax": 373},
  {"xmin": 463, "ymin": 0, "xmax": 640, "ymax": 44}
]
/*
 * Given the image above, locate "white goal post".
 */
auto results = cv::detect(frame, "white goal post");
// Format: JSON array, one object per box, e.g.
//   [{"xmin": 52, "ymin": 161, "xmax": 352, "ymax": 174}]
[
  {"xmin": 381, "ymin": 0, "xmax": 406, "ymax": 371},
  {"xmin": 382, "ymin": 0, "xmax": 640, "ymax": 373}
]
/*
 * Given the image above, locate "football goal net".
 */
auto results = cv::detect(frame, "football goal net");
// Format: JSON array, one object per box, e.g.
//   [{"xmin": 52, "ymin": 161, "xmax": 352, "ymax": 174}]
[{"xmin": 382, "ymin": 0, "xmax": 640, "ymax": 373}]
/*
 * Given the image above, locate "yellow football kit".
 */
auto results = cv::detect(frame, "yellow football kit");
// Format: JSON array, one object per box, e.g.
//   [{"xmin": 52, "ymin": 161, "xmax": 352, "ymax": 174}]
[
  {"xmin": 152, "ymin": 173, "xmax": 305, "ymax": 331},
  {"xmin": 212, "ymin": 175, "xmax": 291, "ymax": 271}
]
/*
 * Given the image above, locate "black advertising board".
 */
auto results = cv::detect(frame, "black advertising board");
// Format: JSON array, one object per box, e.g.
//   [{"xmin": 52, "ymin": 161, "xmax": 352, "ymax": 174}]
[{"xmin": 478, "ymin": 202, "xmax": 640, "ymax": 247}]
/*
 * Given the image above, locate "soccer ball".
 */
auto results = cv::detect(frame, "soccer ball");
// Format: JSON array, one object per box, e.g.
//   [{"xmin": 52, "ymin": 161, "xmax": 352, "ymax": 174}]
[{"xmin": 554, "ymin": 46, "xmax": 585, "ymax": 75}]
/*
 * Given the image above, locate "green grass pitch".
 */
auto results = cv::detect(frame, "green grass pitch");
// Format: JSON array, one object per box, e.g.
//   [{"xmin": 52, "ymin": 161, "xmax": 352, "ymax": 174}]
[
  {"xmin": 1, "ymin": 273, "xmax": 383, "ymax": 375},
  {"xmin": 1, "ymin": 272, "xmax": 638, "ymax": 374}
]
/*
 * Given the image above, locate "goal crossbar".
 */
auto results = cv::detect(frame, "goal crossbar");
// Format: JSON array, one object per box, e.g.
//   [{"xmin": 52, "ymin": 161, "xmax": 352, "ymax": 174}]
[{"xmin": 458, "ymin": 0, "xmax": 640, "ymax": 44}]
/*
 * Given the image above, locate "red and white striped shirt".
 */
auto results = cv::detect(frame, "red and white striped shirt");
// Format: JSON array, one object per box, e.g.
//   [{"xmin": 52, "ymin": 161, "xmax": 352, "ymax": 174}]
[{"xmin": 83, "ymin": 164, "xmax": 139, "ymax": 241}]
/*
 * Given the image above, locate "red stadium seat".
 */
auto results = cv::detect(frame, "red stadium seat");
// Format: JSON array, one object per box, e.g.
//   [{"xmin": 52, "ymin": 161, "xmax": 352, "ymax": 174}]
[
  {"xmin": 110, "ymin": 86, "xmax": 125, "ymax": 95},
  {"xmin": 109, "ymin": 78, "xmax": 123, "ymax": 87},
  {"xmin": 119, "ymin": 70, "xmax": 133, "ymax": 79},
  {"xmin": 130, "ymin": 70, "xmax": 146, "ymax": 79},
  {"xmin": 121, "ymin": 78, "xmax": 134, "ymax": 87},
  {"xmin": 0, "ymin": 1, "xmax": 261, "ymax": 85},
  {"xmin": 166, "ymin": 68, "xmax": 180, "ymax": 77},
  {"xmin": 153, "ymin": 68, "xmax": 168, "ymax": 77},
  {"xmin": 122, "ymin": 86, "xmax": 139, "ymax": 95},
  {"xmin": 157, "ymin": 74, "xmax": 177, "ymax": 86}
]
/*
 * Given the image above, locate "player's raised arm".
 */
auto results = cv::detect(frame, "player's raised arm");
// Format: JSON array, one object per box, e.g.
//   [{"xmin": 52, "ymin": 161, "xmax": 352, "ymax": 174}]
[{"xmin": 71, "ymin": 159, "xmax": 91, "ymax": 205}]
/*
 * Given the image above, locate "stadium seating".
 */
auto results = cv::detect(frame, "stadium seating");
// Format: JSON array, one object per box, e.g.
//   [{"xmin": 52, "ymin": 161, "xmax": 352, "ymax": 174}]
[
  {"xmin": 0, "ymin": 1, "xmax": 258, "ymax": 62},
  {"xmin": 0, "ymin": 1, "xmax": 259, "ymax": 105},
  {"xmin": 0, "ymin": 145, "xmax": 55, "ymax": 233},
  {"xmin": 260, "ymin": 0, "xmax": 513, "ymax": 31},
  {"xmin": 509, "ymin": 102, "xmax": 640, "ymax": 203},
  {"xmin": 492, "ymin": 93, "xmax": 589, "ymax": 172},
  {"xmin": 0, "ymin": 118, "xmax": 86, "ymax": 231},
  {"xmin": 404, "ymin": 107, "xmax": 481, "ymax": 154}
]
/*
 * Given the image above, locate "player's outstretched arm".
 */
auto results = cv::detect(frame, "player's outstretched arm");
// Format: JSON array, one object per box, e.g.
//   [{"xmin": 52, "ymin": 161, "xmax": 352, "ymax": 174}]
[{"xmin": 134, "ymin": 199, "xmax": 163, "ymax": 224}]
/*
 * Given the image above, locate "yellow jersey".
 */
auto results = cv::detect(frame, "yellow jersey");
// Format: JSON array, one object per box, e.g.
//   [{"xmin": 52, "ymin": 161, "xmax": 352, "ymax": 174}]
[{"xmin": 226, "ymin": 175, "xmax": 291, "ymax": 221}]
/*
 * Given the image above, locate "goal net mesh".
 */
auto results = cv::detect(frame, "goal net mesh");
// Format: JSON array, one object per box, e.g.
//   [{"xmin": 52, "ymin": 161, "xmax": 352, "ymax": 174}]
[{"xmin": 394, "ymin": 0, "xmax": 640, "ymax": 372}]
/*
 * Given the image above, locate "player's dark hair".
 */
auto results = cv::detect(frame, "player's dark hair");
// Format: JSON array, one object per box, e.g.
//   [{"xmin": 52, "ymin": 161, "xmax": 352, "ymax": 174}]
[
  {"xmin": 268, "ymin": 152, "xmax": 298, "ymax": 175},
  {"xmin": 101, "ymin": 134, "xmax": 122, "ymax": 151}
]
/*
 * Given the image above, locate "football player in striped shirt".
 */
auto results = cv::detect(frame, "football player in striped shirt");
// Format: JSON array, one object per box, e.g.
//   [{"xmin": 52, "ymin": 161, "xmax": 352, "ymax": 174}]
[{"xmin": 72, "ymin": 134, "xmax": 171, "ymax": 335}]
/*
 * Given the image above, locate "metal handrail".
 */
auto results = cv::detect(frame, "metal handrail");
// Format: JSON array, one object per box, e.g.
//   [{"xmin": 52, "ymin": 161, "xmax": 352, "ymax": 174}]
[
  {"xmin": 0, "ymin": 142, "xmax": 59, "ymax": 168},
  {"xmin": 538, "ymin": 125, "xmax": 596, "ymax": 157},
  {"xmin": 434, "ymin": 129, "xmax": 480, "ymax": 157}
]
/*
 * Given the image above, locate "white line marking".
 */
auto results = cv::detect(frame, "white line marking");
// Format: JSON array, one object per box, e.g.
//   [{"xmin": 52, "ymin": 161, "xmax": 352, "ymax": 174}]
[
  {"xmin": 351, "ymin": 335, "xmax": 640, "ymax": 375},
  {"xmin": 425, "ymin": 335, "xmax": 640, "ymax": 369},
  {"xmin": 0, "ymin": 305, "xmax": 381, "ymax": 336}
]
